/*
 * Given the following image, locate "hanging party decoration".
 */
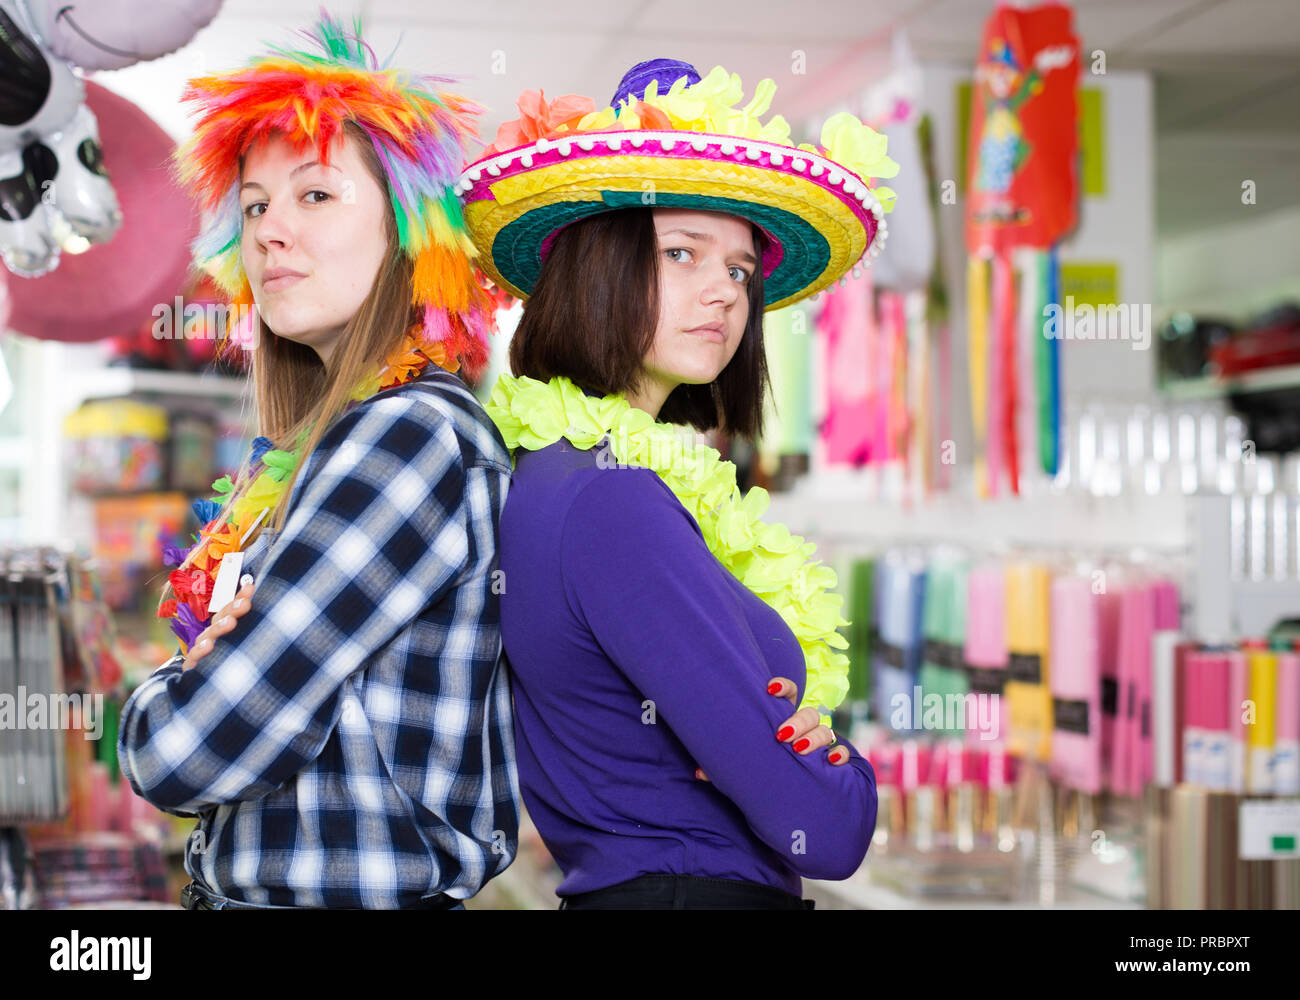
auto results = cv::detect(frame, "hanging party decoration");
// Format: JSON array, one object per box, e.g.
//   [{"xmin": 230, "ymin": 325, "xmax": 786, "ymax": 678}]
[
  {"xmin": 0, "ymin": 0, "xmax": 218, "ymax": 282},
  {"xmin": 964, "ymin": 2, "xmax": 1079, "ymax": 494},
  {"xmin": 1, "ymin": 1, "xmax": 120, "ymax": 277}
]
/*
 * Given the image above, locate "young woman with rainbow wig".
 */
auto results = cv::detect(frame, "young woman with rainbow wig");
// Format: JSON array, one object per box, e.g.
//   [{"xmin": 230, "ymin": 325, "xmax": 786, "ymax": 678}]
[{"xmin": 117, "ymin": 13, "xmax": 519, "ymax": 910}]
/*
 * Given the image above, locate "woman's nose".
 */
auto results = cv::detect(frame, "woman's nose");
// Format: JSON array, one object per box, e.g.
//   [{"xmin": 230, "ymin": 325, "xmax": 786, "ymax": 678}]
[
  {"xmin": 702, "ymin": 265, "xmax": 741, "ymax": 306},
  {"xmin": 254, "ymin": 202, "xmax": 293, "ymax": 251}
]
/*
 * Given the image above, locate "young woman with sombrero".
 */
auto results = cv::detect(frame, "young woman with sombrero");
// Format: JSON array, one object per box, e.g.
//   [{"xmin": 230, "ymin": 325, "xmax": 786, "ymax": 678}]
[
  {"xmin": 463, "ymin": 58, "xmax": 898, "ymax": 909},
  {"xmin": 117, "ymin": 13, "xmax": 520, "ymax": 910}
]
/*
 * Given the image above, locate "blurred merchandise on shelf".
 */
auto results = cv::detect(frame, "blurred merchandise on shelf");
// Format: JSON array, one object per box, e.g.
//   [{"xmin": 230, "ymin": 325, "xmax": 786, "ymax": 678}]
[
  {"xmin": 105, "ymin": 275, "xmax": 251, "ymax": 379},
  {"xmin": 60, "ymin": 551, "xmax": 124, "ymax": 694},
  {"xmin": 1, "ymin": 548, "xmax": 142, "ymax": 822},
  {"xmin": 920, "ymin": 550, "xmax": 969, "ymax": 733},
  {"xmin": 168, "ymin": 411, "xmax": 217, "ymax": 494},
  {"xmin": 0, "ymin": 549, "xmax": 68, "ymax": 823},
  {"xmin": 1230, "ymin": 384, "xmax": 1300, "ymax": 457},
  {"xmin": 214, "ymin": 412, "xmax": 251, "ymax": 477},
  {"xmin": 27, "ymin": 834, "xmax": 171, "ymax": 908},
  {"xmin": 63, "ymin": 399, "xmax": 167, "ymax": 494},
  {"xmin": 0, "ymin": 547, "xmax": 182, "ymax": 908},
  {"xmin": 872, "ymin": 551, "xmax": 927, "ymax": 730},
  {"xmin": 1005, "ymin": 560, "xmax": 1052, "ymax": 762},
  {"xmin": 827, "ymin": 536, "xmax": 1300, "ymax": 907},
  {"xmin": 1209, "ymin": 302, "xmax": 1300, "ymax": 378},
  {"xmin": 833, "ymin": 544, "xmax": 1183, "ymax": 790},
  {"xmin": 89, "ymin": 494, "xmax": 189, "ymax": 612},
  {"xmin": 22, "ymin": 727, "xmax": 172, "ymax": 844},
  {"xmin": 1158, "ymin": 313, "xmax": 1235, "ymax": 381},
  {"xmin": 1146, "ymin": 787, "xmax": 1300, "ymax": 910}
]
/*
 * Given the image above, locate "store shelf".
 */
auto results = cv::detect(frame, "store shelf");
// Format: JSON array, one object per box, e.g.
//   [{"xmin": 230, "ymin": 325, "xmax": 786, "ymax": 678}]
[
  {"xmin": 807, "ymin": 868, "xmax": 1143, "ymax": 910},
  {"xmin": 766, "ymin": 477, "xmax": 1191, "ymax": 554},
  {"xmin": 1159, "ymin": 364, "xmax": 1300, "ymax": 401},
  {"xmin": 487, "ymin": 816, "xmax": 1139, "ymax": 910},
  {"xmin": 64, "ymin": 369, "xmax": 249, "ymax": 412}
]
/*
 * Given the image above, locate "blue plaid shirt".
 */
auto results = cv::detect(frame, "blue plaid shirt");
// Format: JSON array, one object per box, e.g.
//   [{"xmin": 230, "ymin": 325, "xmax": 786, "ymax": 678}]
[{"xmin": 118, "ymin": 368, "xmax": 520, "ymax": 908}]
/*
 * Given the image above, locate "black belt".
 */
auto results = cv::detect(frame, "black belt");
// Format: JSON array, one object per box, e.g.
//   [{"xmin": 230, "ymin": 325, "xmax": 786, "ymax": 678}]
[
  {"xmin": 559, "ymin": 874, "xmax": 814, "ymax": 910},
  {"xmin": 181, "ymin": 879, "xmax": 459, "ymax": 910}
]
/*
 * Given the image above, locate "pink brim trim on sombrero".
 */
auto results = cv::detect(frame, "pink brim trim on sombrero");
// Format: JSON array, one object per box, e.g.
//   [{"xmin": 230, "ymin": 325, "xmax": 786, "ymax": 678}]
[{"xmin": 458, "ymin": 129, "xmax": 886, "ymax": 262}]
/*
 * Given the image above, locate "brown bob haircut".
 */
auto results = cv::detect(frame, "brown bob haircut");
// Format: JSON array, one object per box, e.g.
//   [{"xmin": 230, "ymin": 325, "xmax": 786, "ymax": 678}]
[{"xmin": 508, "ymin": 208, "xmax": 771, "ymax": 440}]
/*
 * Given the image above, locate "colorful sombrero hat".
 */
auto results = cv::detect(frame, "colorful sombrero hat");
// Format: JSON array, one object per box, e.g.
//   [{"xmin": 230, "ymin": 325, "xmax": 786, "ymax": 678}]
[{"xmin": 457, "ymin": 58, "xmax": 899, "ymax": 311}]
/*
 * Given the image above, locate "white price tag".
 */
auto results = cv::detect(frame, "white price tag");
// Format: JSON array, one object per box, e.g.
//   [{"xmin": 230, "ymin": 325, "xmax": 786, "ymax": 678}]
[{"xmin": 208, "ymin": 551, "xmax": 245, "ymax": 615}]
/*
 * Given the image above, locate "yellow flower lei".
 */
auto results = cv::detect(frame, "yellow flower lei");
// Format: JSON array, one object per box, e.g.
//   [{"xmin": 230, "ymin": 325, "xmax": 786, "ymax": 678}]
[
  {"xmin": 560, "ymin": 65, "xmax": 900, "ymax": 213},
  {"xmin": 486, "ymin": 373, "xmax": 850, "ymax": 723}
]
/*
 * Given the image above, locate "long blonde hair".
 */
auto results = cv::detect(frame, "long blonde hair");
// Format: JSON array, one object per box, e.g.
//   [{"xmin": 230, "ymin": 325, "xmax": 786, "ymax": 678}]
[{"xmin": 160, "ymin": 122, "xmax": 418, "ymax": 610}]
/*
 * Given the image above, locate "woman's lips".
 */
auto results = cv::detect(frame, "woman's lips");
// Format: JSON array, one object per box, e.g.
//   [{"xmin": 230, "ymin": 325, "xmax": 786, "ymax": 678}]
[
  {"xmin": 263, "ymin": 273, "xmax": 305, "ymax": 293},
  {"xmin": 687, "ymin": 326, "xmax": 725, "ymax": 344}
]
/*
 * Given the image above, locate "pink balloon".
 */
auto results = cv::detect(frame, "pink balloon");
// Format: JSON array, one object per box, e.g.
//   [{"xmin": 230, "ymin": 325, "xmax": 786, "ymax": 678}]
[{"xmin": 7, "ymin": 81, "xmax": 199, "ymax": 343}]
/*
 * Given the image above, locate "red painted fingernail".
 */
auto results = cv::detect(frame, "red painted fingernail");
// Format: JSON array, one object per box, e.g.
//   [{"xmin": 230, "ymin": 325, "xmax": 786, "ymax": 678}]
[
  {"xmin": 829, "ymin": 749, "xmax": 846, "ymax": 764},
  {"xmin": 776, "ymin": 725, "xmax": 795, "ymax": 742},
  {"xmin": 694, "ymin": 769, "xmax": 705, "ymax": 780},
  {"xmin": 767, "ymin": 681, "xmax": 783, "ymax": 695},
  {"xmin": 793, "ymin": 738, "xmax": 811, "ymax": 753}
]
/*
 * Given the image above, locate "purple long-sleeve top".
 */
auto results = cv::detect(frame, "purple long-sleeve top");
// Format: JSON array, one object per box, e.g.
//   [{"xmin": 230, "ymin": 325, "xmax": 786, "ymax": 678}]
[{"xmin": 498, "ymin": 438, "xmax": 877, "ymax": 897}]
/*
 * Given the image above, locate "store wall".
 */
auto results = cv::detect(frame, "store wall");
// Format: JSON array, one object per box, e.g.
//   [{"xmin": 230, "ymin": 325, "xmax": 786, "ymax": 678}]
[{"xmin": 1157, "ymin": 203, "xmax": 1300, "ymax": 321}]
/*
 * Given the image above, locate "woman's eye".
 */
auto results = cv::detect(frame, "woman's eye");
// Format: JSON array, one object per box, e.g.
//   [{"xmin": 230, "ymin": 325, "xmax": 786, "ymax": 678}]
[
  {"xmin": 664, "ymin": 247, "xmax": 693, "ymax": 263},
  {"xmin": 304, "ymin": 189, "xmax": 331, "ymax": 204},
  {"xmin": 242, "ymin": 202, "xmax": 266, "ymax": 219},
  {"xmin": 729, "ymin": 266, "xmax": 751, "ymax": 283}
]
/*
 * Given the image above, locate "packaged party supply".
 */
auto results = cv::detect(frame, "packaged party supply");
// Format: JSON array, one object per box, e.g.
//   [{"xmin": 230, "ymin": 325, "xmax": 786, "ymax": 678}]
[
  {"xmin": 1049, "ymin": 574, "xmax": 1102, "ymax": 794},
  {"xmin": 1004, "ymin": 559, "xmax": 1052, "ymax": 762},
  {"xmin": 964, "ymin": 563, "xmax": 1007, "ymax": 739},
  {"xmin": 873, "ymin": 553, "xmax": 927, "ymax": 731},
  {"xmin": 920, "ymin": 552, "xmax": 970, "ymax": 735},
  {"xmin": 63, "ymin": 399, "xmax": 167, "ymax": 494},
  {"xmin": 90, "ymin": 493, "xmax": 190, "ymax": 611}
]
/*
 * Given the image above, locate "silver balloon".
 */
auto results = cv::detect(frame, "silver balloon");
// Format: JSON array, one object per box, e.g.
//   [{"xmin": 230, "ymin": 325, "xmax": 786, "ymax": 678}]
[
  {"xmin": 42, "ymin": 102, "xmax": 121, "ymax": 243},
  {"xmin": 0, "ymin": 0, "xmax": 121, "ymax": 276},
  {"xmin": 0, "ymin": 144, "xmax": 60, "ymax": 276},
  {"xmin": 22, "ymin": 0, "xmax": 223, "ymax": 73}
]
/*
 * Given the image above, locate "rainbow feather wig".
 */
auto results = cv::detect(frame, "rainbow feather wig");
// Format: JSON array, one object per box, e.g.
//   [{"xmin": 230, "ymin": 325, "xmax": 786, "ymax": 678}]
[{"xmin": 175, "ymin": 10, "xmax": 495, "ymax": 376}]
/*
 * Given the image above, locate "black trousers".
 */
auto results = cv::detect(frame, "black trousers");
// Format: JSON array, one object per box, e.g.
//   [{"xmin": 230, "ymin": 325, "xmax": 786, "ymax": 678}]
[{"xmin": 559, "ymin": 874, "xmax": 814, "ymax": 910}]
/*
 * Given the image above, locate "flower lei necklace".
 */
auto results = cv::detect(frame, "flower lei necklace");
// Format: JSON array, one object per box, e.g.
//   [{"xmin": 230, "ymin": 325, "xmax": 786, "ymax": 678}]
[
  {"xmin": 159, "ymin": 327, "xmax": 450, "ymax": 651},
  {"xmin": 485, "ymin": 373, "xmax": 851, "ymax": 721}
]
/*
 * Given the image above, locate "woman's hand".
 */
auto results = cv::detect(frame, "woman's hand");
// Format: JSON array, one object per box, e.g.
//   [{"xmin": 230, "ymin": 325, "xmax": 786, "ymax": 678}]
[
  {"xmin": 181, "ymin": 577, "xmax": 256, "ymax": 671},
  {"xmin": 768, "ymin": 677, "xmax": 847, "ymax": 762},
  {"xmin": 693, "ymin": 675, "xmax": 847, "ymax": 781}
]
